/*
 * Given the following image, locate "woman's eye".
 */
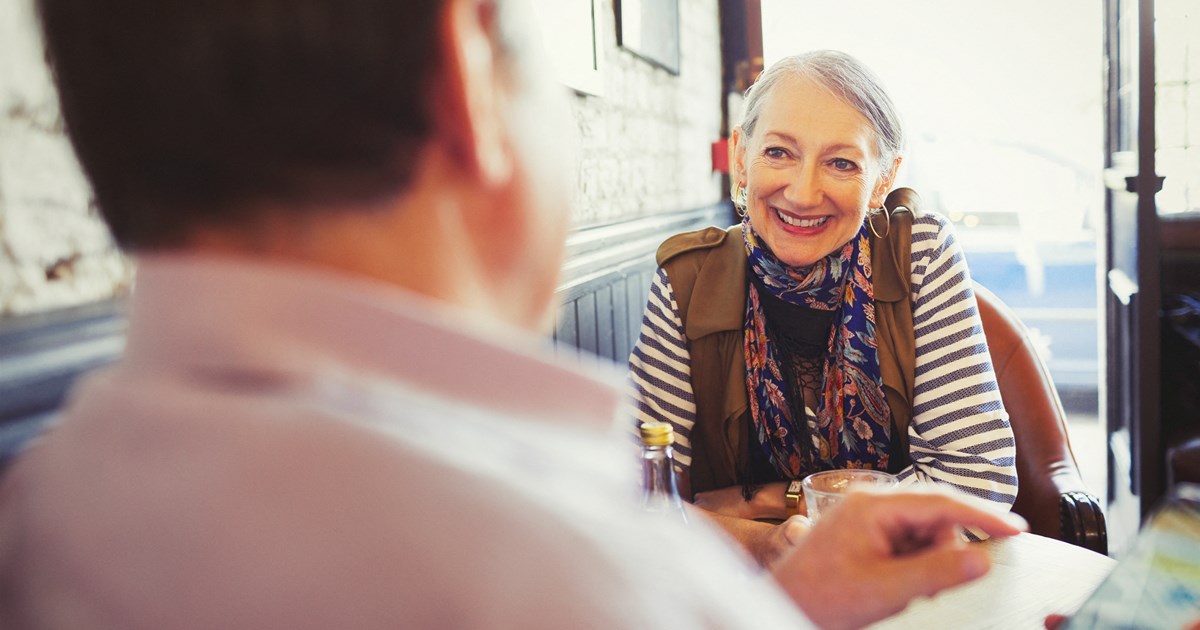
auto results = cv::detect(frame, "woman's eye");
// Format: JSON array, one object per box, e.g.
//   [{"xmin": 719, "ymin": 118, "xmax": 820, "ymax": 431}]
[
  {"xmin": 831, "ymin": 158, "xmax": 858, "ymax": 171},
  {"xmin": 764, "ymin": 147, "xmax": 789, "ymax": 159}
]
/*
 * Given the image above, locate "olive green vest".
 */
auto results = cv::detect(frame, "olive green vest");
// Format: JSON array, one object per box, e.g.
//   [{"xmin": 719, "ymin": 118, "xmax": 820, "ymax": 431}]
[{"xmin": 658, "ymin": 188, "xmax": 920, "ymax": 499}]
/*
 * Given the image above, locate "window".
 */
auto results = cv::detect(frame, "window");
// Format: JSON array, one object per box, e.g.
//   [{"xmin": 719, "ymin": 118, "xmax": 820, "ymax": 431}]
[{"xmin": 1156, "ymin": 0, "xmax": 1199, "ymax": 215}]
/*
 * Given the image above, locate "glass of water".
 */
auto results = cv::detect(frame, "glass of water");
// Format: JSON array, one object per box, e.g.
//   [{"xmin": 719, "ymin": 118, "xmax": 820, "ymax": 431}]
[{"xmin": 803, "ymin": 469, "xmax": 899, "ymax": 521}]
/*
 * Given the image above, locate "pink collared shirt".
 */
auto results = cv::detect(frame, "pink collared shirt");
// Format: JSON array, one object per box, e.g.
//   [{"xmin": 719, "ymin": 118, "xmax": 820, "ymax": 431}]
[{"xmin": 0, "ymin": 255, "xmax": 809, "ymax": 629}]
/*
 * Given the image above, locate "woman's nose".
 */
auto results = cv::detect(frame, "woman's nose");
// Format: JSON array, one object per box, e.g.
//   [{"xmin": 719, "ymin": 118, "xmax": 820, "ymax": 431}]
[{"xmin": 783, "ymin": 163, "xmax": 823, "ymax": 209}]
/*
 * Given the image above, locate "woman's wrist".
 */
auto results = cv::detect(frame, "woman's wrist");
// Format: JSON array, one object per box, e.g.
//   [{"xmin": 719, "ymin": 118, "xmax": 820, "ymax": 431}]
[{"xmin": 749, "ymin": 481, "xmax": 790, "ymax": 520}]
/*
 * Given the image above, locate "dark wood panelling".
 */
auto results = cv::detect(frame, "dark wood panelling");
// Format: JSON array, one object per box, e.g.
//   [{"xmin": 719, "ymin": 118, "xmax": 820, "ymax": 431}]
[
  {"xmin": 576, "ymin": 292, "xmax": 599, "ymax": 355},
  {"xmin": 1161, "ymin": 215, "xmax": 1200, "ymax": 253},
  {"xmin": 595, "ymin": 285, "xmax": 615, "ymax": 360},
  {"xmin": 554, "ymin": 299, "xmax": 579, "ymax": 357},
  {"xmin": 0, "ymin": 202, "xmax": 734, "ymax": 465},
  {"xmin": 0, "ymin": 299, "xmax": 126, "ymax": 421},
  {"xmin": 612, "ymin": 277, "xmax": 630, "ymax": 362},
  {"xmin": 0, "ymin": 299, "xmax": 127, "ymax": 466},
  {"xmin": 554, "ymin": 202, "xmax": 734, "ymax": 363}
]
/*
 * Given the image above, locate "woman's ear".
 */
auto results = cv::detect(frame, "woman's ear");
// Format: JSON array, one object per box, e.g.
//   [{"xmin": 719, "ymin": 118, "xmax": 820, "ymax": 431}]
[
  {"xmin": 432, "ymin": 0, "xmax": 513, "ymax": 187},
  {"xmin": 730, "ymin": 127, "xmax": 749, "ymax": 187},
  {"xmin": 871, "ymin": 156, "xmax": 903, "ymax": 207}
]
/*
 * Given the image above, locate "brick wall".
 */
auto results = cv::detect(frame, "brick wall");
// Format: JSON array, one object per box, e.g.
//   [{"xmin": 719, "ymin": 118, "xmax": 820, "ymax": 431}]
[
  {"xmin": 0, "ymin": 0, "xmax": 724, "ymax": 316},
  {"xmin": 568, "ymin": 0, "xmax": 724, "ymax": 227},
  {"xmin": 0, "ymin": 0, "xmax": 132, "ymax": 316}
]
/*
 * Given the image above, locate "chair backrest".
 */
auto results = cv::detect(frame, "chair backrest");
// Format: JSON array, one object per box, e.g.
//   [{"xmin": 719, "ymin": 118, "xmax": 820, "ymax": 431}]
[{"xmin": 973, "ymin": 283, "xmax": 1107, "ymax": 553}]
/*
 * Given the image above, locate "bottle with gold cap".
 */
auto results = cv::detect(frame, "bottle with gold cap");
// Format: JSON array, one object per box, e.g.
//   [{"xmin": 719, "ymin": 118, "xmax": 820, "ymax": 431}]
[{"xmin": 639, "ymin": 421, "xmax": 688, "ymax": 523}]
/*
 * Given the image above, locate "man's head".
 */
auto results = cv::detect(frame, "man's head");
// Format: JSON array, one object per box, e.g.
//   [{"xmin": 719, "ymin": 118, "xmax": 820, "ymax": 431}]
[
  {"xmin": 37, "ymin": 0, "xmax": 574, "ymax": 331},
  {"xmin": 37, "ymin": 0, "xmax": 449, "ymax": 247}
]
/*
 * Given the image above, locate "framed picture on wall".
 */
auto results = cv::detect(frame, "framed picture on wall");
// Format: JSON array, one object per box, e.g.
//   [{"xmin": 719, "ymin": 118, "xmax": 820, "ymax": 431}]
[
  {"xmin": 615, "ymin": 0, "xmax": 680, "ymax": 75},
  {"xmin": 531, "ymin": 0, "xmax": 604, "ymax": 96}
]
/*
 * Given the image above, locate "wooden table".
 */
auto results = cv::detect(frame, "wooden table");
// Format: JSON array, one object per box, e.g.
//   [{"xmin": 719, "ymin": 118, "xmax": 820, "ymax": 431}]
[{"xmin": 868, "ymin": 533, "xmax": 1116, "ymax": 630}]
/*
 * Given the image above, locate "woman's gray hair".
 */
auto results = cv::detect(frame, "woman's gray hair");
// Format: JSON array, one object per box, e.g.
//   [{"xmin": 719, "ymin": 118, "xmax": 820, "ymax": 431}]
[{"xmin": 740, "ymin": 50, "xmax": 904, "ymax": 170}]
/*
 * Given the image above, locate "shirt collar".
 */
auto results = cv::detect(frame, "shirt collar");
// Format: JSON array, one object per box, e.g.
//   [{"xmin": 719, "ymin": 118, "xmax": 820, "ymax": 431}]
[{"xmin": 123, "ymin": 254, "xmax": 623, "ymax": 429}]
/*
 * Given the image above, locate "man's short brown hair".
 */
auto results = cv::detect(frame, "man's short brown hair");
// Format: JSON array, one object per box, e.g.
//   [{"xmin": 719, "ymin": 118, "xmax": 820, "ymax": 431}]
[{"xmin": 37, "ymin": 0, "xmax": 446, "ymax": 248}]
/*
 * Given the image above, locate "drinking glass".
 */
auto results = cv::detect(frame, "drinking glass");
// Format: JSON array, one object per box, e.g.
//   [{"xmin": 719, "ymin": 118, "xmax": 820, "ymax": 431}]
[{"xmin": 802, "ymin": 469, "xmax": 898, "ymax": 521}]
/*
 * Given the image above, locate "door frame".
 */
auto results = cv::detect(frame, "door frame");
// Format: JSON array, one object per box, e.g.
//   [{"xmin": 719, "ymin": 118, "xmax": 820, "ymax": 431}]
[{"xmin": 1103, "ymin": 0, "xmax": 1164, "ymax": 541}]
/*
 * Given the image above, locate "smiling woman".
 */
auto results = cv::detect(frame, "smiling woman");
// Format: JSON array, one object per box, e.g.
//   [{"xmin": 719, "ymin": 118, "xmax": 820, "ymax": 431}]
[
  {"xmin": 626, "ymin": 50, "xmax": 1019, "ymax": 566},
  {"xmin": 732, "ymin": 71, "xmax": 898, "ymax": 267}
]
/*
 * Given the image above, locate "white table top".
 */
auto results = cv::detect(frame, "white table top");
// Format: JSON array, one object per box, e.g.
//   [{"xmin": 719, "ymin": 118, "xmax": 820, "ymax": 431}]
[{"xmin": 868, "ymin": 533, "xmax": 1116, "ymax": 630}]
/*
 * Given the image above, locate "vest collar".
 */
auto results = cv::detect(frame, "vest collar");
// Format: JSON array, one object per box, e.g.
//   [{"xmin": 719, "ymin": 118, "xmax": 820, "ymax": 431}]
[
  {"xmin": 684, "ymin": 226, "xmax": 747, "ymax": 340},
  {"xmin": 684, "ymin": 223, "xmax": 904, "ymax": 340},
  {"xmin": 870, "ymin": 213, "xmax": 908, "ymax": 304}
]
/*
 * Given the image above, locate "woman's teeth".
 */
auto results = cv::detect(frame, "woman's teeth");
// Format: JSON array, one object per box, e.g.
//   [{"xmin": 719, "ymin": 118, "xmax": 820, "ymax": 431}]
[{"xmin": 777, "ymin": 210, "xmax": 829, "ymax": 228}]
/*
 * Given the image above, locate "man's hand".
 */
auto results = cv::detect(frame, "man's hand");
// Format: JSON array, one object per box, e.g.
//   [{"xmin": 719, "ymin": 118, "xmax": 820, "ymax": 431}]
[{"xmin": 770, "ymin": 488, "xmax": 1027, "ymax": 630}]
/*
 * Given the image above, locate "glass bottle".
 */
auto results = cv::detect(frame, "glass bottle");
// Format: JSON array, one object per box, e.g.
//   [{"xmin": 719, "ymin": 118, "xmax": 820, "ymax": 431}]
[{"xmin": 640, "ymin": 421, "xmax": 688, "ymax": 523}]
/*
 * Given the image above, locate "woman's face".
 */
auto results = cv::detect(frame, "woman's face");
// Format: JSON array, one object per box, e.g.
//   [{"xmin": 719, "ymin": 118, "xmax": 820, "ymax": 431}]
[{"xmin": 733, "ymin": 74, "xmax": 896, "ymax": 268}]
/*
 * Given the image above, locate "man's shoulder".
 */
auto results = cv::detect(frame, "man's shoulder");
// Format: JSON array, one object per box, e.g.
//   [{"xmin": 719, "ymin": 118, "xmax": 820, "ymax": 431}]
[
  {"xmin": 3, "ymin": 391, "xmax": 618, "ymax": 624},
  {"xmin": 4, "ymin": 374, "xmax": 809, "ymax": 629}
]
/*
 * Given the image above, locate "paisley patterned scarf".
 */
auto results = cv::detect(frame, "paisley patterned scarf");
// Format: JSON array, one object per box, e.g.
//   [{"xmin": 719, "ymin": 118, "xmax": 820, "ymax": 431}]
[{"xmin": 742, "ymin": 217, "xmax": 892, "ymax": 478}]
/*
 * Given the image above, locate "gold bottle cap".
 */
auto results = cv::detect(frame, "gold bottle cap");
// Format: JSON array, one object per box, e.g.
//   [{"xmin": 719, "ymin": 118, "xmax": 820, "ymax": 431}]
[{"xmin": 639, "ymin": 421, "xmax": 674, "ymax": 447}]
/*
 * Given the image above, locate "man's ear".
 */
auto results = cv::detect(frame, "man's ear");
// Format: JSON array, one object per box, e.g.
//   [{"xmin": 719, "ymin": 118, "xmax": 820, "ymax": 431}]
[{"xmin": 433, "ymin": 0, "xmax": 512, "ymax": 187}]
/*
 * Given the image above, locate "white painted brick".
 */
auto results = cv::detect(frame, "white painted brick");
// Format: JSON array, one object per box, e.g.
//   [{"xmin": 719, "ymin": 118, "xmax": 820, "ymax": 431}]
[
  {"xmin": 0, "ymin": 0, "xmax": 724, "ymax": 315},
  {"xmin": 569, "ymin": 0, "xmax": 723, "ymax": 227},
  {"xmin": 0, "ymin": 0, "xmax": 128, "ymax": 316}
]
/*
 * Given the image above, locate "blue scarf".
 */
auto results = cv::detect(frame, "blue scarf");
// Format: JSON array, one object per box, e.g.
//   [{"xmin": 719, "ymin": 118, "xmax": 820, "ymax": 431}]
[{"xmin": 742, "ymin": 217, "xmax": 892, "ymax": 477}]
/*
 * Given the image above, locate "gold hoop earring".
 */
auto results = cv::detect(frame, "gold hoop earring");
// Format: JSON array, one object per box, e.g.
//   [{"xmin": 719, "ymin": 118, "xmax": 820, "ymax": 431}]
[
  {"xmin": 732, "ymin": 184, "xmax": 748, "ymax": 218},
  {"xmin": 868, "ymin": 206, "xmax": 890, "ymax": 238}
]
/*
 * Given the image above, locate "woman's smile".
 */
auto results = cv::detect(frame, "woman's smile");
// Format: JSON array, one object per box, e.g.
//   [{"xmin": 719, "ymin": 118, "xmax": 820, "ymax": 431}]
[{"xmin": 772, "ymin": 206, "xmax": 832, "ymax": 232}]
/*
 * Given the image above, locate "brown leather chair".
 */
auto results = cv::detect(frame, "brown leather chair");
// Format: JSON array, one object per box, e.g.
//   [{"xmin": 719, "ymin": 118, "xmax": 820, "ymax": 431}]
[{"xmin": 973, "ymin": 282, "xmax": 1108, "ymax": 555}]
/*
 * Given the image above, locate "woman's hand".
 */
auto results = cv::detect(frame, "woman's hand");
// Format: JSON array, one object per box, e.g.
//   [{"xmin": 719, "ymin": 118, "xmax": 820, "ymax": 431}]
[
  {"xmin": 693, "ymin": 481, "xmax": 795, "ymax": 521},
  {"xmin": 696, "ymin": 512, "xmax": 814, "ymax": 568},
  {"xmin": 691, "ymin": 482, "xmax": 813, "ymax": 567},
  {"xmin": 759, "ymin": 515, "xmax": 814, "ymax": 569}
]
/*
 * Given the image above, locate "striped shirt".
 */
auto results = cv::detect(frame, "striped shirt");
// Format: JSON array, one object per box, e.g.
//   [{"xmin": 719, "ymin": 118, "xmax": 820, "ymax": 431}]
[{"xmin": 627, "ymin": 212, "xmax": 1018, "ymax": 510}]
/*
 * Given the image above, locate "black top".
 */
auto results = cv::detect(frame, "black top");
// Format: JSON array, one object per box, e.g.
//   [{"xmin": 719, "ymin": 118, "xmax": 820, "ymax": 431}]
[
  {"xmin": 741, "ymin": 274, "xmax": 908, "ymax": 496},
  {"xmin": 743, "ymin": 274, "xmax": 836, "ymax": 490}
]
